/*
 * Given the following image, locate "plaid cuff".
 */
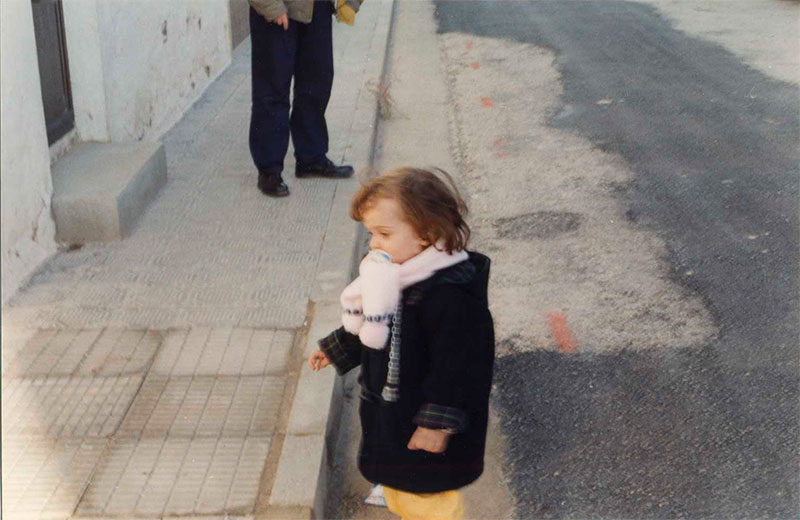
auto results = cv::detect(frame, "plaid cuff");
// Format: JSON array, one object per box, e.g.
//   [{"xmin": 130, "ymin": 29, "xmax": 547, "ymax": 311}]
[
  {"xmin": 413, "ymin": 403, "xmax": 468, "ymax": 434},
  {"xmin": 318, "ymin": 328, "xmax": 361, "ymax": 376}
]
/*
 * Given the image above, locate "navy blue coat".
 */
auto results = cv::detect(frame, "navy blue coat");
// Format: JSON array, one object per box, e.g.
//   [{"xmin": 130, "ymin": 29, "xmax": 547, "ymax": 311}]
[{"xmin": 319, "ymin": 252, "xmax": 495, "ymax": 493}]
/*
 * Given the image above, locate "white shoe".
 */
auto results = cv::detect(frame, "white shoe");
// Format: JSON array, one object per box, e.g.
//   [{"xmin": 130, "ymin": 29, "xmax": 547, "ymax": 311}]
[{"xmin": 364, "ymin": 484, "xmax": 387, "ymax": 507}]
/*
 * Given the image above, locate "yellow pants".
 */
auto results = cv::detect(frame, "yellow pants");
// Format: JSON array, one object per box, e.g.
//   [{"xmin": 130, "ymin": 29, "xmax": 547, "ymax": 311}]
[{"xmin": 383, "ymin": 486, "xmax": 464, "ymax": 520}]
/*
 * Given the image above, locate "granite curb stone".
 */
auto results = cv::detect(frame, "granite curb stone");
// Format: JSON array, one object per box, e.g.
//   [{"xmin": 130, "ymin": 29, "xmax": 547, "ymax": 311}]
[{"xmin": 266, "ymin": 0, "xmax": 398, "ymax": 517}]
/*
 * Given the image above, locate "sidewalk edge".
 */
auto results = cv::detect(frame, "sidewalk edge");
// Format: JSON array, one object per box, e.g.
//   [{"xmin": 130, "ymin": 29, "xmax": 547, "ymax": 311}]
[{"xmin": 264, "ymin": 1, "xmax": 397, "ymax": 518}]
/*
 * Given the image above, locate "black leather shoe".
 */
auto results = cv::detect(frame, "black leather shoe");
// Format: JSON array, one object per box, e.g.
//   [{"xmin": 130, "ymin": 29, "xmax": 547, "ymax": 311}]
[
  {"xmin": 258, "ymin": 172, "xmax": 289, "ymax": 197},
  {"xmin": 295, "ymin": 158, "xmax": 354, "ymax": 179}
]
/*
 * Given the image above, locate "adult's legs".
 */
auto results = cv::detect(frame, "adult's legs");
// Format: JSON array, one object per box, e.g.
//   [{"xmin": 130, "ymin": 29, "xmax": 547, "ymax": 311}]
[
  {"xmin": 290, "ymin": 2, "xmax": 334, "ymax": 166},
  {"xmin": 249, "ymin": 7, "xmax": 297, "ymax": 175}
]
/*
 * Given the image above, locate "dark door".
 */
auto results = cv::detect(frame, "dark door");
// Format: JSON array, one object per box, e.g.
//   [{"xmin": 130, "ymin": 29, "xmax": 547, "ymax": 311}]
[{"xmin": 31, "ymin": 0, "xmax": 74, "ymax": 145}]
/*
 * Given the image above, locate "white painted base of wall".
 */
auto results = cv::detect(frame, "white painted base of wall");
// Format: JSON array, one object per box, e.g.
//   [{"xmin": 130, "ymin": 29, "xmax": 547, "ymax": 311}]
[
  {"xmin": 2, "ymin": 211, "xmax": 57, "ymax": 305},
  {"xmin": 1, "ymin": 0, "xmax": 58, "ymax": 306}
]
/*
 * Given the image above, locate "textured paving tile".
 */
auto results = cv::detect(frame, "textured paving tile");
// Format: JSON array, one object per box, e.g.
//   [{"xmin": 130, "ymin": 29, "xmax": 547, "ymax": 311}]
[
  {"xmin": 2, "ymin": 329, "xmax": 57, "ymax": 376},
  {"xmin": 2, "ymin": 375, "xmax": 143, "ymax": 439},
  {"xmin": 151, "ymin": 328, "xmax": 292, "ymax": 376},
  {"xmin": 117, "ymin": 375, "xmax": 285, "ymax": 439},
  {"xmin": 0, "ymin": 326, "xmax": 37, "ymax": 375},
  {"xmin": 77, "ymin": 329, "xmax": 162, "ymax": 377},
  {"xmin": 3, "ymin": 328, "xmax": 161, "ymax": 378},
  {"xmin": 1, "ymin": 437, "xmax": 107, "ymax": 519},
  {"xmin": 75, "ymin": 437, "xmax": 270, "ymax": 516}
]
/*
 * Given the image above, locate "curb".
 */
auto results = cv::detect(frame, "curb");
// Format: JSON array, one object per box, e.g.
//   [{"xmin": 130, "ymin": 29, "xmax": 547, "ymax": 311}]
[{"xmin": 264, "ymin": 1, "xmax": 397, "ymax": 518}]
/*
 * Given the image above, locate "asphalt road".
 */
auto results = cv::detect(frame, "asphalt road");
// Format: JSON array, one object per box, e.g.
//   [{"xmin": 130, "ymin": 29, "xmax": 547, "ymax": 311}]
[{"xmin": 435, "ymin": 1, "xmax": 799, "ymax": 517}]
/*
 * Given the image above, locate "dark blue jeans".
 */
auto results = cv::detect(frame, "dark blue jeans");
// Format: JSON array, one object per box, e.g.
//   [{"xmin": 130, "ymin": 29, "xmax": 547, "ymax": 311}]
[{"xmin": 249, "ymin": 4, "xmax": 334, "ymax": 175}]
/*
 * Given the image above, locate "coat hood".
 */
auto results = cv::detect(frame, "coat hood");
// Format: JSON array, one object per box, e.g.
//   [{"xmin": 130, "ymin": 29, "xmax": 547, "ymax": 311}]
[{"xmin": 428, "ymin": 251, "xmax": 491, "ymax": 305}]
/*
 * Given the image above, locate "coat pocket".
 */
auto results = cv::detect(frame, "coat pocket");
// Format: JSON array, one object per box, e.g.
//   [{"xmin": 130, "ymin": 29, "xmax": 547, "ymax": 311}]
[{"xmin": 359, "ymin": 397, "xmax": 401, "ymax": 448}]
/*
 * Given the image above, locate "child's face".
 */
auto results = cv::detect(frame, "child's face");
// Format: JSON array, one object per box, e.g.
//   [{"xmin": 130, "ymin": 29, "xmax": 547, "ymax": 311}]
[{"xmin": 362, "ymin": 197, "xmax": 428, "ymax": 264}]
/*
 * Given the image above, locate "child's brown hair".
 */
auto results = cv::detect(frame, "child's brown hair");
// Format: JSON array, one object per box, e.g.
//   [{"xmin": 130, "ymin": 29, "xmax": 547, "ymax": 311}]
[{"xmin": 350, "ymin": 167, "xmax": 471, "ymax": 253}]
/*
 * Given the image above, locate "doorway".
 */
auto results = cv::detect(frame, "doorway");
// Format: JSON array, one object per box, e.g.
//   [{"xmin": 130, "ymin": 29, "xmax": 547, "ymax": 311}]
[{"xmin": 31, "ymin": 0, "xmax": 74, "ymax": 145}]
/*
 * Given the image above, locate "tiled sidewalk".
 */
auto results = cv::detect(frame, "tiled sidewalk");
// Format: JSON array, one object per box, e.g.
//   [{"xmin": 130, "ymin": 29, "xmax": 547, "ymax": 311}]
[
  {"xmin": 1, "ymin": 0, "xmax": 392, "ymax": 517},
  {"xmin": 2, "ymin": 327, "xmax": 293, "ymax": 518}
]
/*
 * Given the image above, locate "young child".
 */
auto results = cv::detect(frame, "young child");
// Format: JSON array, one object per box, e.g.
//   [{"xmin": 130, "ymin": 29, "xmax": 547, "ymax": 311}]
[{"xmin": 308, "ymin": 167, "xmax": 495, "ymax": 520}]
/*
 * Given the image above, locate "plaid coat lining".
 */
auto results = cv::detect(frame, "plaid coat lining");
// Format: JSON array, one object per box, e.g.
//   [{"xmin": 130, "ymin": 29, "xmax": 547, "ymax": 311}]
[
  {"xmin": 319, "ymin": 326, "xmax": 470, "ymax": 433},
  {"xmin": 413, "ymin": 403, "xmax": 469, "ymax": 433},
  {"xmin": 318, "ymin": 327, "xmax": 361, "ymax": 376}
]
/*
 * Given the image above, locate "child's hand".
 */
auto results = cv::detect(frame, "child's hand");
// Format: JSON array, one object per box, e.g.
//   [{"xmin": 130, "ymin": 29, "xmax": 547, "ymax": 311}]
[
  {"xmin": 407, "ymin": 426, "xmax": 451, "ymax": 454},
  {"xmin": 308, "ymin": 350, "xmax": 331, "ymax": 371}
]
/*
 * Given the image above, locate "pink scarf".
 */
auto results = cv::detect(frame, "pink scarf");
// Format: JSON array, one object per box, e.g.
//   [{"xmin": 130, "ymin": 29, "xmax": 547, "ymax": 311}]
[{"xmin": 341, "ymin": 243, "xmax": 469, "ymax": 349}]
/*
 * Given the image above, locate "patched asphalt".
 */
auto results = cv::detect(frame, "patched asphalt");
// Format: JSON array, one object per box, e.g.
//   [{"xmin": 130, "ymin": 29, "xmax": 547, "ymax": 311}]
[{"xmin": 436, "ymin": 1, "xmax": 799, "ymax": 517}]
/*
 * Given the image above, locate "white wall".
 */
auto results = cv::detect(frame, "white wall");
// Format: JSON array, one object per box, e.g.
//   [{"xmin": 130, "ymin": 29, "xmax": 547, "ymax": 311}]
[
  {"xmin": 65, "ymin": 0, "xmax": 233, "ymax": 142},
  {"xmin": 2, "ymin": 0, "xmax": 234, "ymax": 304},
  {"xmin": 1, "ymin": 0, "xmax": 59, "ymax": 304},
  {"xmin": 63, "ymin": 0, "xmax": 110, "ymax": 142}
]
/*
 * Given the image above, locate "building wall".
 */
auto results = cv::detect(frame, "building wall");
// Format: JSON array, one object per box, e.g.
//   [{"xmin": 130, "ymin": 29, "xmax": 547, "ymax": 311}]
[
  {"xmin": 1, "ymin": 0, "xmax": 59, "ymax": 304},
  {"xmin": 63, "ymin": 0, "xmax": 110, "ymax": 142},
  {"xmin": 2, "ymin": 0, "xmax": 235, "ymax": 304},
  {"xmin": 65, "ymin": 0, "xmax": 233, "ymax": 143},
  {"xmin": 230, "ymin": 0, "xmax": 251, "ymax": 50}
]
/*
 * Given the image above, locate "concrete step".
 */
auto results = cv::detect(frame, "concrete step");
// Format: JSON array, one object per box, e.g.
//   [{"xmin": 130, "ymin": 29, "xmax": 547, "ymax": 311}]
[{"xmin": 51, "ymin": 141, "xmax": 167, "ymax": 243}]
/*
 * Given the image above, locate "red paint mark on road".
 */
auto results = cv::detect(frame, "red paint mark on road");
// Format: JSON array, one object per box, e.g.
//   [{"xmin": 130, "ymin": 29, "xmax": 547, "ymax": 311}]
[
  {"xmin": 547, "ymin": 312, "xmax": 578, "ymax": 354},
  {"xmin": 481, "ymin": 97, "xmax": 494, "ymax": 108},
  {"xmin": 492, "ymin": 138, "xmax": 508, "ymax": 158},
  {"xmin": 470, "ymin": 61, "xmax": 480, "ymax": 70},
  {"xmin": 466, "ymin": 41, "xmax": 473, "ymax": 50}
]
